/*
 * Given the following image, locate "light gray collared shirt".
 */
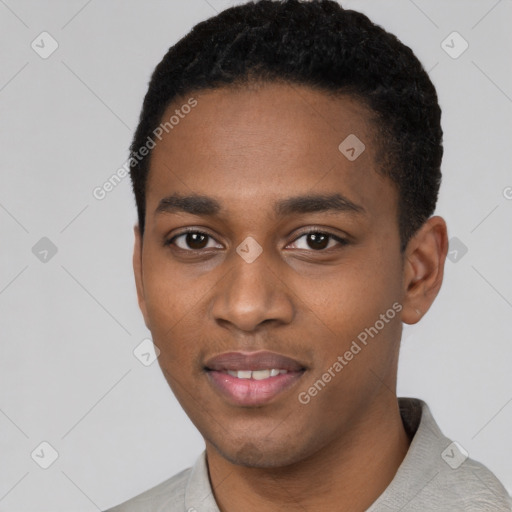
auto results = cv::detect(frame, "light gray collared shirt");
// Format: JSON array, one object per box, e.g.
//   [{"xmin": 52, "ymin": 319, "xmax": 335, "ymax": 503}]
[{"xmin": 105, "ymin": 397, "xmax": 512, "ymax": 511}]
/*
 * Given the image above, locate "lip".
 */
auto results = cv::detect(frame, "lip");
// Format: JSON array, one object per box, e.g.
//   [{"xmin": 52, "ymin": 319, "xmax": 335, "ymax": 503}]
[
  {"xmin": 204, "ymin": 351, "xmax": 307, "ymax": 406},
  {"xmin": 204, "ymin": 350, "xmax": 306, "ymax": 372}
]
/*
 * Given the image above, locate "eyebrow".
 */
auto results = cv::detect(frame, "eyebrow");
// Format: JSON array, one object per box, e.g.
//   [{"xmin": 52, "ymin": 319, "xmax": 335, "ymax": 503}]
[{"xmin": 155, "ymin": 192, "xmax": 366, "ymax": 217}]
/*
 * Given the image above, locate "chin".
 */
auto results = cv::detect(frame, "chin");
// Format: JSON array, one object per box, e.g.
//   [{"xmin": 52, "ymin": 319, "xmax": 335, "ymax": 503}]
[{"xmin": 210, "ymin": 437, "xmax": 314, "ymax": 469}]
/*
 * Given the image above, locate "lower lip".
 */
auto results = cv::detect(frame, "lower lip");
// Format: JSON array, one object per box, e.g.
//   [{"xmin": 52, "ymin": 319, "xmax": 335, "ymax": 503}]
[{"xmin": 206, "ymin": 370, "xmax": 304, "ymax": 406}]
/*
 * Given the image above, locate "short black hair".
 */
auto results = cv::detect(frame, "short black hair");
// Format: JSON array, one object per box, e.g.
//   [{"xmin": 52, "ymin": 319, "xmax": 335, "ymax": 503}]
[{"xmin": 129, "ymin": 0, "xmax": 443, "ymax": 251}]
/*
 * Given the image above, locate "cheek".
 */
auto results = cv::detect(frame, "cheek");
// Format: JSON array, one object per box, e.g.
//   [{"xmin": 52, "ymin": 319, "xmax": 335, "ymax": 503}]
[
  {"xmin": 140, "ymin": 254, "xmax": 198, "ymax": 359},
  {"xmin": 301, "ymin": 254, "xmax": 401, "ymax": 322},
  {"xmin": 293, "ymin": 249, "xmax": 403, "ymax": 368},
  {"xmin": 142, "ymin": 249, "xmax": 192, "ymax": 319}
]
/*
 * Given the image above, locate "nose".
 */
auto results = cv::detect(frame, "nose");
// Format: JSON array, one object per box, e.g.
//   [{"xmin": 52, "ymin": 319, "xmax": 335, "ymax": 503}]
[{"xmin": 211, "ymin": 247, "xmax": 294, "ymax": 332}]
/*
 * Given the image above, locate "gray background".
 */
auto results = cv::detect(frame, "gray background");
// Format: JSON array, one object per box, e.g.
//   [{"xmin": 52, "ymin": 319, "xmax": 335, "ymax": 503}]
[{"xmin": 1, "ymin": 0, "xmax": 511, "ymax": 510}]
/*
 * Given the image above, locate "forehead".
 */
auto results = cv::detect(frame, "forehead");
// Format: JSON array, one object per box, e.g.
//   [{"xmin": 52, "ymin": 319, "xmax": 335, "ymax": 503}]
[{"xmin": 146, "ymin": 82, "xmax": 396, "ymax": 221}]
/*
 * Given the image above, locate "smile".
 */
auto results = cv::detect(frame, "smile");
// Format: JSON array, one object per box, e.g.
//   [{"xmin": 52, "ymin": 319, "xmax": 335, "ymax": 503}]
[{"xmin": 204, "ymin": 351, "xmax": 306, "ymax": 406}]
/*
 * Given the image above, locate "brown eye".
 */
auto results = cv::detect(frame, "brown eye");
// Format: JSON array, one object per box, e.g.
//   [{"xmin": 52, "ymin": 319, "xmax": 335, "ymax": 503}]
[
  {"xmin": 167, "ymin": 230, "xmax": 222, "ymax": 251},
  {"xmin": 184, "ymin": 232, "xmax": 208, "ymax": 249},
  {"xmin": 305, "ymin": 232, "xmax": 329, "ymax": 250},
  {"xmin": 289, "ymin": 230, "xmax": 348, "ymax": 251}
]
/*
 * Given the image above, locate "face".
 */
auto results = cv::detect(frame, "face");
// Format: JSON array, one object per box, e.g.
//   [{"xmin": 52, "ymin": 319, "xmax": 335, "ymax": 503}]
[{"xmin": 133, "ymin": 82, "xmax": 428, "ymax": 469}]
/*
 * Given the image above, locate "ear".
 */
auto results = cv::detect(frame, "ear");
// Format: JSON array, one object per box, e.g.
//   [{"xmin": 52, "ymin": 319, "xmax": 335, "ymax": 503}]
[
  {"xmin": 133, "ymin": 225, "xmax": 151, "ymax": 329},
  {"xmin": 401, "ymin": 216, "xmax": 448, "ymax": 324}
]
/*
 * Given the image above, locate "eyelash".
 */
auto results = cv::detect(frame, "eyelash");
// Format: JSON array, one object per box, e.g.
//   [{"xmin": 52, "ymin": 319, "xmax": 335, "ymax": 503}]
[{"xmin": 165, "ymin": 227, "xmax": 348, "ymax": 253}]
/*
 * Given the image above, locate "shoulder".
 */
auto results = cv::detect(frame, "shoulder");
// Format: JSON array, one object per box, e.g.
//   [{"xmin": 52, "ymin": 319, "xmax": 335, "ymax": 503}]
[
  {"xmin": 374, "ymin": 446, "xmax": 512, "ymax": 511},
  {"xmin": 426, "ymin": 455, "xmax": 512, "ymax": 511},
  {"xmin": 370, "ymin": 398, "xmax": 512, "ymax": 511},
  {"xmin": 103, "ymin": 466, "xmax": 191, "ymax": 512}
]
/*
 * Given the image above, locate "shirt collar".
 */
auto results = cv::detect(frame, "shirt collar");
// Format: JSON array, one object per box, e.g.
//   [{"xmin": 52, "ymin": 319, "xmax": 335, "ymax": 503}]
[
  {"xmin": 184, "ymin": 397, "xmax": 440, "ymax": 511},
  {"xmin": 366, "ymin": 397, "xmax": 449, "ymax": 510}
]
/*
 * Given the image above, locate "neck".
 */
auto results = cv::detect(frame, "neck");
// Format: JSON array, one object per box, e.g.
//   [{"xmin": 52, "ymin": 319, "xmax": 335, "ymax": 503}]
[{"xmin": 206, "ymin": 396, "xmax": 411, "ymax": 512}]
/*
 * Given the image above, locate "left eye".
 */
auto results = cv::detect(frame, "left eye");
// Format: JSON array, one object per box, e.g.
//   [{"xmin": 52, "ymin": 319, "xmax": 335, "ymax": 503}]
[{"xmin": 288, "ymin": 231, "xmax": 347, "ymax": 251}]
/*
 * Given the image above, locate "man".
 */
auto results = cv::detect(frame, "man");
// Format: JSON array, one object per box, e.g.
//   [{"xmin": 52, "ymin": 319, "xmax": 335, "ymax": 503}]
[{"xmin": 106, "ymin": 0, "xmax": 512, "ymax": 510}]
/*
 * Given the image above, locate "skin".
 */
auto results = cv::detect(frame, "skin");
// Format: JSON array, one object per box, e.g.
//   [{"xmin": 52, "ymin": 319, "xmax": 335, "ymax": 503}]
[{"xmin": 133, "ymin": 82, "xmax": 448, "ymax": 511}]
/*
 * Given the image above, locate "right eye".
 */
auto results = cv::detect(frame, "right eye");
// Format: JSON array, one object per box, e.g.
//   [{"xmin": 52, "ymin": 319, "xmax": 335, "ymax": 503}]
[{"xmin": 166, "ymin": 229, "xmax": 223, "ymax": 252}]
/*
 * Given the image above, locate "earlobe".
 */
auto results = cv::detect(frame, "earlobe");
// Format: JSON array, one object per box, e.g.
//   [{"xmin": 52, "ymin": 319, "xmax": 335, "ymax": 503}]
[
  {"xmin": 401, "ymin": 216, "xmax": 448, "ymax": 324},
  {"xmin": 133, "ymin": 225, "xmax": 150, "ymax": 329}
]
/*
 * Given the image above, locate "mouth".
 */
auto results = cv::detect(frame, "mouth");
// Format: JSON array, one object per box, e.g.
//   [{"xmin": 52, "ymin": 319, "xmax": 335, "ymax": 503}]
[
  {"xmin": 204, "ymin": 351, "xmax": 307, "ymax": 406},
  {"xmin": 223, "ymin": 368, "xmax": 290, "ymax": 379}
]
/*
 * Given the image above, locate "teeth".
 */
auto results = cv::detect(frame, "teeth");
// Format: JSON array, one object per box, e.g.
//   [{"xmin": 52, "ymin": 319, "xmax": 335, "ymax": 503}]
[
  {"xmin": 225, "ymin": 369, "xmax": 287, "ymax": 379},
  {"xmin": 252, "ymin": 369, "xmax": 270, "ymax": 380}
]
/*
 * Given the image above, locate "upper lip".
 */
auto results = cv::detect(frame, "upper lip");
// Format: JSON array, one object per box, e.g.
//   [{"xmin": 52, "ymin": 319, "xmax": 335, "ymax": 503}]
[{"xmin": 204, "ymin": 351, "xmax": 306, "ymax": 372}]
